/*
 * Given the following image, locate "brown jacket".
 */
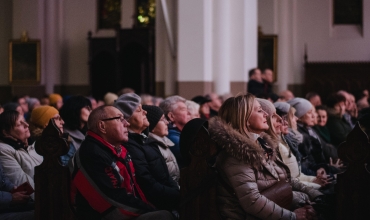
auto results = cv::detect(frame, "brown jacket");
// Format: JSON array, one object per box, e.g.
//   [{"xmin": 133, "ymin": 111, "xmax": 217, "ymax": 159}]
[{"xmin": 209, "ymin": 117, "xmax": 321, "ymax": 220}]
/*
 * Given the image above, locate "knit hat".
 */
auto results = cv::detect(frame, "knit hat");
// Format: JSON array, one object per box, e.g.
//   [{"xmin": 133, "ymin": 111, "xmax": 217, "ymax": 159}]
[
  {"xmin": 114, "ymin": 93, "xmax": 141, "ymax": 119},
  {"xmin": 104, "ymin": 92, "xmax": 118, "ymax": 106},
  {"xmin": 287, "ymin": 98, "xmax": 313, "ymax": 118},
  {"xmin": 191, "ymin": 96, "xmax": 211, "ymax": 105},
  {"xmin": 257, "ymin": 98, "xmax": 276, "ymax": 118},
  {"xmin": 30, "ymin": 106, "xmax": 59, "ymax": 128},
  {"xmin": 274, "ymin": 102, "xmax": 290, "ymax": 117},
  {"xmin": 49, "ymin": 94, "xmax": 62, "ymax": 105},
  {"xmin": 142, "ymin": 105, "xmax": 164, "ymax": 131}
]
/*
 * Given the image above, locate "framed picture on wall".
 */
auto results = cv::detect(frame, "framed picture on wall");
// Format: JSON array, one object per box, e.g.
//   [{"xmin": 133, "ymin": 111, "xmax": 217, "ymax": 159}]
[
  {"xmin": 9, "ymin": 39, "xmax": 41, "ymax": 84},
  {"xmin": 258, "ymin": 35, "xmax": 278, "ymax": 81}
]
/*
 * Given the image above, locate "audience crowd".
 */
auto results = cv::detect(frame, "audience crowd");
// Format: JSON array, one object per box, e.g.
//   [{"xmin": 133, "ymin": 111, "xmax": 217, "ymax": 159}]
[{"xmin": 0, "ymin": 70, "xmax": 369, "ymax": 220}]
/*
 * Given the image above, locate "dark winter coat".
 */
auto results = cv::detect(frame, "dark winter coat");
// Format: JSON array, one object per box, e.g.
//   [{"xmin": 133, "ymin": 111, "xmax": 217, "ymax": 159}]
[
  {"xmin": 125, "ymin": 132, "xmax": 180, "ymax": 210},
  {"xmin": 72, "ymin": 132, "xmax": 154, "ymax": 219},
  {"xmin": 326, "ymin": 110, "xmax": 352, "ymax": 147}
]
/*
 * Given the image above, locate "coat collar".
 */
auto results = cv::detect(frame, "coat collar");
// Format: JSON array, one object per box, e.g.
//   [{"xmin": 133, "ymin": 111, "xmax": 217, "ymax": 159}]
[
  {"xmin": 148, "ymin": 133, "xmax": 174, "ymax": 148},
  {"xmin": 208, "ymin": 117, "xmax": 278, "ymax": 170}
]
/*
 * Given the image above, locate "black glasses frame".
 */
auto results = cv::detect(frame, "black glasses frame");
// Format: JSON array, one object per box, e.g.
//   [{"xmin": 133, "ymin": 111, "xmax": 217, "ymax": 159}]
[{"xmin": 101, "ymin": 116, "xmax": 124, "ymax": 122}]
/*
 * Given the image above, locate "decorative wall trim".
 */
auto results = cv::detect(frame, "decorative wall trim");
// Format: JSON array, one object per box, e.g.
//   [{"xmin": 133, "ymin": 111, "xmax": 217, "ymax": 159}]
[{"xmin": 178, "ymin": 81, "xmax": 213, "ymax": 99}]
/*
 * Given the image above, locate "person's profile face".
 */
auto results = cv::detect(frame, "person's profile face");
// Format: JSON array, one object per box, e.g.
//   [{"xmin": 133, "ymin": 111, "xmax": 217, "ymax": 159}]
[
  {"xmin": 104, "ymin": 107, "xmax": 129, "ymax": 143},
  {"xmin": 247, "ymin": 100, "xmax": 269, "ymax": 134},
  {"xmin": 317, "ymin": 109, "xmax": 327, "ymax": 127}
]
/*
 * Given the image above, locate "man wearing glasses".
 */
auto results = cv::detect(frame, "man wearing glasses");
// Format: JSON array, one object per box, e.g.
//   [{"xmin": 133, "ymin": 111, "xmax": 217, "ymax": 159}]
[{"xmin": 70, "ymin": 105, "xmax": 174, "ymax": 220}]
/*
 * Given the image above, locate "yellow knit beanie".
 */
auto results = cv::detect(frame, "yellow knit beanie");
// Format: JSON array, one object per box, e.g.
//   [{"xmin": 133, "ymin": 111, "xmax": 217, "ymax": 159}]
[
  {"xmin": 30, "ymin": 106, "xmax": 59, "ymax": 128},
  {"xmin": 49, "ymin": 93, "xmax": 63, "ymax": 105}
]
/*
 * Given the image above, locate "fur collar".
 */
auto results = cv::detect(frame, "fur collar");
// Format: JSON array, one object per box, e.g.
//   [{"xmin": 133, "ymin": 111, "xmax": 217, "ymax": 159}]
[{"xmin": 208, "ymin": 117, "xmax": 278, "ymax": 169}]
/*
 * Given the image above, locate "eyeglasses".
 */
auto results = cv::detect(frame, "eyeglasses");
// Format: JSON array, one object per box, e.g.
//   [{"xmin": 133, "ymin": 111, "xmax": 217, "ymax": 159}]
[{"xmin": 101, "ymin": 116, "xmax": 127, "ymax": 123}]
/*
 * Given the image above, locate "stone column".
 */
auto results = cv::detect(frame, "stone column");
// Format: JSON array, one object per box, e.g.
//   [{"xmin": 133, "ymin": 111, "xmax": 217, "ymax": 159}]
[
  {"xmin": 43, "ymin": 0, "xmax": 62, "ymax": 94},
  {"xmin": 230, "ymin": 0, "xmax": 258, "ymax": 95},
  {"xmin": 212, "ymin": 0, "xmax": 231, "ymax": 95},
  {"xmin": 177, "ymin": 0, "xmax": 213, "ymax": 99},
  {"xmin": 276, "ymin": 0, "xmax": 294, "ymax": 93}
]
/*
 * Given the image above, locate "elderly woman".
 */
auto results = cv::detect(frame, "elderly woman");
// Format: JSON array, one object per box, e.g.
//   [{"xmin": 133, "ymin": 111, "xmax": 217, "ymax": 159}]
[
  {"xmin": 209, "ymin": 94, "xmax": 314, "ymax": 220},
  {"xmin": 114, "ymin": 93, "xmax": 180, "ymax": 211},
  {"xmin": 288, "ymin": 98, "xmax": 342, "ymax": 177},
  {"xmin": 59, "ymin": 96, "xmax": 92, "ymax": 165},
  {"xmin": 0, "ymin": 110, "xmax": 43, "ymax": 199},
  {"xmin": 265, "ymin": 100, "xmax": 328, "ymax": 190},
  {"xmin": 159, "ymin": 96, "xmax": 191, "ymax": 169}
]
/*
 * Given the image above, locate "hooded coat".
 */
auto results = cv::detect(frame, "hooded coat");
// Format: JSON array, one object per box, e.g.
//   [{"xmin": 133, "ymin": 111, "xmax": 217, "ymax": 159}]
[{"xmin": 209, "ymin": 117, "xmax": 321, "ymax": 220}]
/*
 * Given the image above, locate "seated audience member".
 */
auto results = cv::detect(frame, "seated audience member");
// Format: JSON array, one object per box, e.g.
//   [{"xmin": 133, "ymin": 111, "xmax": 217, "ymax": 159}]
[
  {"xmin": 288, "ymin": 98, "xmax": 342, "ymax": 176},
  {"xmin": 59, "ymin": 96, "xmax": 92, "ymax": 166},
  {"xmin": 26, "ymin": 97, "xmax": 41, "ymax": 115},
  {"xmin": 159, "ymin": 96, "xmax": 191, "ymax": 169},
  {"xmin": 274, "ymin": 102, "xmax": 328, "ymax": 189},
  {"xmin": 143, "ymin": 106, "xmax": 179, "ymax": 183},
  {"xmin": 209, "ymin": 94, "xmax": 316, "ymax": 219},
  {"xmin": 205, "ymin": 93, "xmax": 222, "ymax": 117},
  {"xmin": 279, "ymin": 90, "xmax": 295, "ymax": 101},
  {"xmin": 49, "ymin": 93, "xmax": 63, "ymax": 110},
  {"xmin": 0, "ymin": 105, "xmax": 3, "ymax": 114},
  {"xmin": 337, "ymin": 90, "xmax": 357, "ymax": 128},
  {"xmin": 16, "ymin": 96, "xmax": 30, "ymax": 120},
  {"xmin": 0, "ymin": 163, "xmax": 34, "ymax": 220},
  {"xmin": 87, "ymin": 96, "xmax": 98, "ymax": 110},
  {"xmin": 314, "ymin": 106, "xmax": 331, "ymax": 145},
  {"xmin": 152, "ymin": 96, "xmax": 164, "ymax": 107},
  {"xmin": 71, "ymin": 105, "xmax": 173, "ymax": 219},
  {"xmin": 103, "ymin": 92, "xmax": 118, "ymax": 106},
  {"xmin": 114, "ymin": 94, "xmax": 179, "ymax": 211},
  {"xmin": 185, "ymin": 100, "xmax": 200, "ymax": 119},
  {"xmin": 141, "ymin": 94, "xmax": 154, "ymax": 105},
  {"xmin": 191, "ymin": 95, "xmax": 211, "ymax": 119},
  {"xmin": 306, "ymin": 92, "xmax": 322, "ymax": 107},
  {"xmin": 0, "ymin": 110, "xmax": 43, "ymax": 199},
  {"xmin": 259, "ymin": 99, "xmax": 324, "ymax": 199},
  {"xmin": 142, "ymin": 105, "xmax": 180, "ymax": 207},
  {"xmin": 40, "ymin": 95, "xmax": 50, "ymax": 106},
  {"xmin": 247, "ymin": 68, "xmax": 264, "ymax": 96},
  {"xmin": 325, "ymin": 93, "xmax": 352, "ymax": 147},
  {"xmin": 3, "ymin": 102, "xmax": 23, "ymax": 116}
]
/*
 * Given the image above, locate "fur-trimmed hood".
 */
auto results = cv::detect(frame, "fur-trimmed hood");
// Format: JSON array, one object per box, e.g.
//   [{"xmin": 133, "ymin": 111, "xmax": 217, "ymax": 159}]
[{"xmin": 208, "ymin": 116, "xmax": 278, "ymax": 169}]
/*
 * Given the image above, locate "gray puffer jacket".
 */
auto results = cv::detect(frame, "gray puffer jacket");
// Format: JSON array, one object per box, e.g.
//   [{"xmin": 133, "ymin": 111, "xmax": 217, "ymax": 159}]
[{"xmin": 209, "ymin": 117, "xmax": 322, "ymax": 220}]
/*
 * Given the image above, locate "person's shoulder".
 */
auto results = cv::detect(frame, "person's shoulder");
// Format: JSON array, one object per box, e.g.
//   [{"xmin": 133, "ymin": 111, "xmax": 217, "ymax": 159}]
[{"xmin": 0, "ymin": 142, "xmax": 15, "ymax": 152}]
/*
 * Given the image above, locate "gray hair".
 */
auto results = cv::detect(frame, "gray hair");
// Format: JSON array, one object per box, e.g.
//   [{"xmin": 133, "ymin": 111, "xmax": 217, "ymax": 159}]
[
  {"xmin": 87, "ymin": 105, "xmax": 109, "ymax": 133},
  {"xmin": 159, "ymin": 95, "xmax": 186, "ymax": 119},
  {"xmin": 185, "ymin": 100, "xmax": 200, "ymax": 117}
]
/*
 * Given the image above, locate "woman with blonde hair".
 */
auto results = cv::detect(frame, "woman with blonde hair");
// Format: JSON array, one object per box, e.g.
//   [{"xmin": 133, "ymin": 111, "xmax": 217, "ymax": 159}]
[{"xmin": 209, "ymin": 94, "xmax": 315, "ymax": 220}]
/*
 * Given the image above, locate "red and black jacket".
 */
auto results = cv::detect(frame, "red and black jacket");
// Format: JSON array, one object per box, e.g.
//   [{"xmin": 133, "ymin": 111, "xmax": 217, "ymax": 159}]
[{"xmin": 71, "ymin": 131, "xmax": 155, "ymax": 219}]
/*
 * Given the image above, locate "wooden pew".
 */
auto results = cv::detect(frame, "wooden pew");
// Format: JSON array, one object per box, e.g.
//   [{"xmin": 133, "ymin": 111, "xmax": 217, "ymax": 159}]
[
  {"xmin": 34, "ymin": 119, "xmax": 76, "ymax": 219},
  {"xmin": 336, "ymin": 122, "xmax": 370, "ymax": 220},
  {"xmin": 179, "ymin": 119, "xmax": 222, "ymax": 220}
]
